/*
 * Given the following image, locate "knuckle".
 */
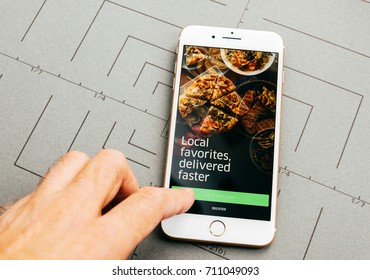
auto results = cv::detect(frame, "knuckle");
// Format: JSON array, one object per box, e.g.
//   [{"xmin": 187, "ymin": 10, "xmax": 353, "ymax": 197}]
[
  {"xmin": 64, "ymin": 150, "xmax": 90, "ymax": 162},
  {"xmin": 99, "ymin": 149, "xmax": 127, "ymax": 163},
  {"xmin": 137, "ymin": 187, "xmax": 165, "ymax": 204}
]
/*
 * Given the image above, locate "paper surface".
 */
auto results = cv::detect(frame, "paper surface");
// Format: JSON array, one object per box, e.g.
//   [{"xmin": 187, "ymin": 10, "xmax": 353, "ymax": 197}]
[{"xmin": 0, "ymin": 0, "xmax": 369, "ymax": 259}]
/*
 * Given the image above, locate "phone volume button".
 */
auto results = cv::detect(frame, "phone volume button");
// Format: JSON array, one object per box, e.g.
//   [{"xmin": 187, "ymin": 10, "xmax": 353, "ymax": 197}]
[
  {"xmin": 174, "ymin": 61, "xmax": 178, "ymax": 74},
  {"xmin": 176, "ymin": 40, "xmax": 179, "ymax": 54}
]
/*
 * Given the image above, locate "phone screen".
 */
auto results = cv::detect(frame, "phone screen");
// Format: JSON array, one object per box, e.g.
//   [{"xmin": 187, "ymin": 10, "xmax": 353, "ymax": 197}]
[{"xmin": 169, "ymin": 45, "xmax": 280, "ymax": 221}]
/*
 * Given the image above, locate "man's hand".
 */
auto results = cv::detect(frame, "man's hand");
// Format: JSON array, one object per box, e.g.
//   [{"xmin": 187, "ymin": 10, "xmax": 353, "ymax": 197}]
[{"xmin": 0, "ymin": 149, "xmax": 194, "ymax": 259}]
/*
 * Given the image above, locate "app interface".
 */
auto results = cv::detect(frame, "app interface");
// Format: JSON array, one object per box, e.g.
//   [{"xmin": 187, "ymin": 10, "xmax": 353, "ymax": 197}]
[{"xmin": 170, "ymin": 45, "xmax": 279, "ymax": 221}]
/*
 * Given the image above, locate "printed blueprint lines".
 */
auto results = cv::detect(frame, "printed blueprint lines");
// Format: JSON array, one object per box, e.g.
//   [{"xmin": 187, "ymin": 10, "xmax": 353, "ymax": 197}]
[
  {"xmin": 237, "ymin": 0, "xmax": 253, "ymax": 28},
  {"xmin": 161, "ymin": 117, "xmax": 171, "ymax": 139},
  {"xmin": 133, "ymin": 62, "xmax": 173, "ymax": 88},
  {"xmin": 303, "ymin": 207, "xmax": 323, "ymax": 260},
  {"xmin": 102, "ymin": 121, "xmax": 117, "ymax": 149},
  {"xmin": 13, "ymin": 95, "xmax": 93, "ymax": 178},
  {"xmin": 67, "ymin": 111, "xmax": 91, "ymax": 152},
  {"xmin": 102, "ymin": 126, "xmax": 155, "ymax": 170},
  {"xmin": 279, "ymin": 166, "xmax": 369, "ymax": 207},
  {"xmin": 0, "ymin": 50, "xmax": 168, "ymax": 121},
  {"xmin": 285, "ymin": 66, "xmax": 364, "ymax": 169},
  {"xmin": 71, "ymin": 0, "xmax": 106, "ymax": 62},
  {"xmin": 71, "ymin": 0, "xmax": 181, "ymax": 62},
  {"xmin": 129, "ymin": 130, "xmax": 157, "ymax": 156},
  {"xmin": 21, "ymin": 0, "xmax": 47, "ymax": 42},
  {"xmin": 263, "ymin": 18, "xmax": 370, "ymax": 59},
  {"xmin": 105, "ymin": 0, "xmax": 182, "ymax": 28},
  {"xmin": 194, "ymin": 243, "xmax": 229, "ymax": 260},
  {"xmin": 107, "ymin": 35, "xmax": 175, "ymax": 77},
  {"xmin": 209, "ymin": 0, "xmax": 228, "ymax": 7},
  {"xmin": 282, "ymin": 94, "xmax": 313, "ymax": 152},
  {"xmin": 14, "ymin": 95, "xmax": 53, "ymax": 178}
]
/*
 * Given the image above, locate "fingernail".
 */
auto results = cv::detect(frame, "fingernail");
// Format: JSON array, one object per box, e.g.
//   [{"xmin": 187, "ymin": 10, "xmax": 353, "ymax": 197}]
[{"xmin": 182, "ymin": 188, "xmax": 195, "ymax": 198}]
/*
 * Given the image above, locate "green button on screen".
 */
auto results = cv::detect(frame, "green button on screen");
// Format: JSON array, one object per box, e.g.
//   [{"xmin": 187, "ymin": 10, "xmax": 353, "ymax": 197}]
[{"xmin": 172, "ymin": 186, "xmax": 269, "ymax": 207}]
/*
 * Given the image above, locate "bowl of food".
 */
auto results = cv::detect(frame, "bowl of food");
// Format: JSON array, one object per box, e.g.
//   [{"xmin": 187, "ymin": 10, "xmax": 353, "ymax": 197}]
[
  {"xmin": 221, "ymin": 49, "xmax": 275, "ymax": 76},
  {"xmin": 249, "ymin": 128, "xmax": 275, "ymax": 174}
]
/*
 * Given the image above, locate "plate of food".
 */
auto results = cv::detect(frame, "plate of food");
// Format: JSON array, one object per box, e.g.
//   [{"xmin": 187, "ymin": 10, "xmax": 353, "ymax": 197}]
[
  {"xmin": 235, "ymin": 80, "xmax": 276, "ymax": 138},
  {"xmin": 178, "ymin": 67, "xmax": 248, "ymax": 137},
  {"xmin": 182, "ymin": 46, "xmax": 229, "ymax": 76},
  {"xmin": 221, "ymin": 49, "xmax": 275, "ymax": 76}
]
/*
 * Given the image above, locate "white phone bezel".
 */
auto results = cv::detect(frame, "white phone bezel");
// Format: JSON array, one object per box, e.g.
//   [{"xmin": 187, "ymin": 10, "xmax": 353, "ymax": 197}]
[{"xmin": 161, "ymin": 25, "xmax": 284, "ymax": 247}]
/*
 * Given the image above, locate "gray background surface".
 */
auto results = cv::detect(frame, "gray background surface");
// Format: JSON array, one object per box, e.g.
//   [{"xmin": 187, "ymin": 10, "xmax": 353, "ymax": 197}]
[{"xmin": 0, "ymin": 0, "xmax": 369, "ymax": 259}]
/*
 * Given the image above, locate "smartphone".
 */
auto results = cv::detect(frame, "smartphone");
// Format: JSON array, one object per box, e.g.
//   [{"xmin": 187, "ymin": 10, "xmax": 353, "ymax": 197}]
[{"xmin": 161, "ymin": 25, "xmax": 284, "ymax": 247}]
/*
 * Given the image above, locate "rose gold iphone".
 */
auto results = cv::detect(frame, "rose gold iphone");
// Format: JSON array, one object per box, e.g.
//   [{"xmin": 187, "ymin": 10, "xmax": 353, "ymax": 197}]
[{"xmin": 162, "ymin": 25, "xmax": 284, "ymax": 247}]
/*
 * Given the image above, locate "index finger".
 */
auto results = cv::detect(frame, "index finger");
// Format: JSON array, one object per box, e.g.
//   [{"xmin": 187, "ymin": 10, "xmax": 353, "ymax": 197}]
[
  {"xmin": 96, "ymin": 187, "xmax": 194, "ymax": 259},
  {"xmin": 64, "ymin": 149, "xmax": 140, "ymax": 214}
]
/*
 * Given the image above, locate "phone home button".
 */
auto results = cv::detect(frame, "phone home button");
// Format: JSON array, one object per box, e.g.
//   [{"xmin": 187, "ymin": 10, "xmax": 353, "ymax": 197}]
[{"xmin": 209, "ymin": 220, "xmax": 226, "ymax": 237}]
